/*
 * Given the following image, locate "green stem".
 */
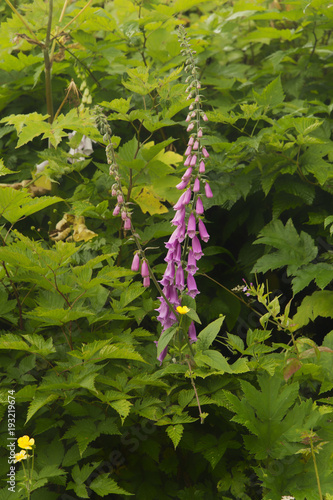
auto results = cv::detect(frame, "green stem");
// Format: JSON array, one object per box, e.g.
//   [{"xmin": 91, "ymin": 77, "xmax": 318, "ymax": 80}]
[
  {"xmin": 309, "ymin": 434, "xmax": 323, "ymax": 500},
  {"xmin": 186, "ymin": 357, "xmax": 204, "ymax": 423},
  {"xmin": 44, "ymin": 0, "xmax": 54, "ymax": 124}
]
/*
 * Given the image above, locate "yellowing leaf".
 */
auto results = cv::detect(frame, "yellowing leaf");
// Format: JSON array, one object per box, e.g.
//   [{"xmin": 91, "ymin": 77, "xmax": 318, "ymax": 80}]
[
  {"xmin": 132, "ymin": 186, "xmax": 168, "ymax": 215},
  {"xmin": 33, "ymin": 174, "xmax": 52, "ymax": 191}
]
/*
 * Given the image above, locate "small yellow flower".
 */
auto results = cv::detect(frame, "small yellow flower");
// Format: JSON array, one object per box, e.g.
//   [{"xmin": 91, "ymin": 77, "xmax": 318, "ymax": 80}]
[
  {"xmin": 176, "ymin": 306, "xmax": 190, "ymax": 315},
  {"xmin": 17, "ymin": 435, "xmax": 35, "ymax": 450},
  {"xmin": 14, "ymin": 450, "xmax": 28, "ymax": 463}
]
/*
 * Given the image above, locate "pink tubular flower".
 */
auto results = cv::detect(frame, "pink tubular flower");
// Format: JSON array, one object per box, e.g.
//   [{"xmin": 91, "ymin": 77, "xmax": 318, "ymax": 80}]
[
  {"xmin": 193, "ymin": 140, "xmax": 199, "ymax": 150},
  {"xmin": 193, "ymin": 177, "xmax": 200, "ymax": 192},
  {"xmin": 187, "ymin": 213, "xmax": 196, "ymax": 238},
  {"xmin": 197, "ymin": 128, "xmax": 203, "ymax": 138},
  {"xmin": 187, "ymin": 122, "xmax": 195, "ymax": 132},
  {"xmin": 202, "ymin": 147, "xmax": 209, "ymax": 158},
  {"xmin": 171, "ymin": 207, "xmax": 185, "ymax": 227},
  {"xmin": 124, "ymin": 218, "xmax": 131, "ymax": 230},
  {"xmin": 186, "ymin": 249, "xmax": 198, "ymax": 275},
  {"xmin": 143, "ymin": 276, "xmax": 150, "ymax": 287},
  {"xmin": 141, "ymin": 260, "xmax": 149, "ymax": 278},
  {"xmin": 192, "ymin": 236, "xmax": 203, "ymax": 259},
  {"xmin": 158, "ymin": 346, "xmax": 168, "ymax": 364},
  {"xmin": 182, "ymin": 167, "xmax": 193, "ymax": 181},
  {"xmin": 196, "ymin": 197, "xmax": 204, "ymax": 215},
  {"xmin": 175, "ymin": 265, "xmax": 185, "ymax": 291},
  {"xmin": 188, "ymin": 321, "xmax": 197, "ymax": 343},
  {"xmin": 199, "ymin": 160, "xmax": 205, "ymax": 173},
  {"xmin": 131, "ymin": 252, "xmax": 140, "ymax": 271},
  {"xmin": 183, "ymin": 188, "xmax": 192, "ymax": 205},
  {"xmin": 188, "ymin": 136, "xmax": 194, "ymax": 146},
  {"xmin": 187, "ymin": 274, "xmax": 199, "ymax": 298},
  {"xmin": 205, "ymin": 182, "xmax": 213, "ymax": 198},
  {"xmin": 202, "ymin": 113, "xmax": 208, "ymax": 122},
  {"xmin": 190, "ymin": 155, "xmax": 197, "ymax": 167},
  {"xmin": 184, "ymin": 155, "xmax": 192, "ymax": 167},
  {"xmin": 113, "ymin": 204, "xmax": 120, "ymax": 216},
  {"xmin": 185, "ymin": 146, "xmax": 192, "ymax": 156},
  {"xmin": 176, "ymin": 179, "xmax": 189, "ymax": 190},
  {"xmin": 117, "ymin": 194, "xmax": 124, "ymax": 204},
  {"xmin": 121, "ymin": 210, "xmax": 127, "ymax": 220},
  {"xmin": 198, "ymin": 219, "xmax": 210, "ymax": 242}
]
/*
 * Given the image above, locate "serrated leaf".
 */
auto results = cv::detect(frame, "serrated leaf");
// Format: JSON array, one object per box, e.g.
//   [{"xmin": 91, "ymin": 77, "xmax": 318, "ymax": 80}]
[
  {"xmin": 253, "ymin": 76, "xmax": 285, "ymax": 108},
  {"xmin": 26, "ymin": 394, "xmax": 59, "ymax": 423},
  {"xmin": 293, "ymin": 291, "xmax": 333, "ymax": 327},
  {"xmin": 166, "ymin": 424, "xmax": 184, "ymax": 449},
  {"xmin": 253, "ymin": 218, "xmax": 317, "ymax": 275},
  {"xmin": 109, "ymin": 399, "xmax": 132, "ymax": 423},
  {"xmin": 90, "ymin": 474, "xmax": 133, "ymax": 496}
]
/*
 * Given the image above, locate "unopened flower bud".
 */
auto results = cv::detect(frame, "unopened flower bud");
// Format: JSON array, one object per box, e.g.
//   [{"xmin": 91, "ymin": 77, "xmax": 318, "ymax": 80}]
[{"xmin": 131, "ymin": 252, "xmax": 140, "ymax": 271}]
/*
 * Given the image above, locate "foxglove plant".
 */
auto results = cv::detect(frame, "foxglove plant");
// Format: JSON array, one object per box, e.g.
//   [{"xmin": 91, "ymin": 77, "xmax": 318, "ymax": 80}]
[{"xmin": 155, "ymin": 25, "xmax": 212, "ymax": 362}]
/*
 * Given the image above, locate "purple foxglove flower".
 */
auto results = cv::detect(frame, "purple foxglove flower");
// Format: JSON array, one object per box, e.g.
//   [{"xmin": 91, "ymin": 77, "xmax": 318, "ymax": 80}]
[
  {"xmin": 124, "ymin": 217, "xmax": 131, "ymax": 230},
  {"xmin": 158, "ymin": 346, "xmax": 168, "ymax": 364},
  {"xmin": 141, "ymin": 260, "xmax": 149, "ymax": 278},
  {"xmin": 187, "ymin": 213, "xmax": 196, "ymax": 238},
  {"xmin": 188, "ymin": 321, "xmax": 197, "ymax": 343},
  {"xmin": 187, "ymin": 274, "xmax": 199, "ymax": 298},
  {"xmin": 185, "ymin": 114, "xmax": 191, "ymax": 122},
  {"xmin": 186, "ymin": 249, "xmax": 198, "ymax": 275},
  {"xmin": 174, "ymin": 222, "xmax": 186, "ymax": 242},
  {"xmin": 173, "ymin": 191, "xmax": 187, "ymax": 210},
  {"xmin": 188, "ymin": 137, "xmax": 194, "ymax": 146},
  {"xmin": 205, "ymin": 182, "xmax": 213, "ymax": 198},
  {"xmin": 193, "ymin": 140, "xmax": 199, "ymax": 150},
  {"xmin": 197, "ymin": 128, "xmax": 203, "ymax": 138},
  {"xmin": 176, "ymin": 179, "xmax": 189, "ymax": 190},
  {"xmin": 111, "ymin": 188, "xmax": 117, "ymax": 197},
  {"xmin": 202, "ymin": 114, "xmax": 208, "ymax": 122},
  {"xmin": 185, "ymin": 146, "xmax": 192, "ymax": 156},
  {"xmin": 197, "ymin": 81, "xmax": 201, "ymax": 89},
  {"xmin": 169, "ymin": 285, "xmax": 180, "ymax": 305},
  {"xmin": 182, "ymin": 167, "xmax": 193, "ymax": 181},
  {"xmin": 183, "ymin": 188, "xmax": 192, "ymax": 205},
  {"xmin": 193, "ymin": 177, "xmax": 200, "ymax": 192},
  {"xmin": 131, "ymin": 252, "xmax": 140, "ymax": 271},
  {"xmin": 199, "ymin": 160, "xmax": 205, "ymax": 173},
  {"xmin": 174, "ymin": 241, "xmax": 181, "ymax": 263},
  {"xmin": 164, "ymin": 261, "xmax": 175, "ymax": 282},
  {"xmin": 195, "ymin": 95, "xmax": 200, "ymax": 102},
  {"xmin": 189, "ymin": 103, "xmax": 194, "ymax": 111},
  {"xmin": 175, "ymin": 265, "xmax": 185, "ymax": 290},
  {"xmin": 113, "ymin": 204, "xmax": 120, "ymax": 216},
  {"xmin": 202, "ymin": 147, "xmax": 209, "ymax": 158},
  {"xmin": 198, "ymin": 219, "xmax": 210, "ymax": 242},
  {"xmin": 187, "ymin": 123, "xmax": 194, "ymax": 132},
  {"xmin": 196, "ymin": 197, "xmax": 204, "ymax": 215},
  {"xmin": 190, "ymin": 154, "xmax": 197, "ymax": 167},
  {"xmin": 117, "ymin": 194, "xmax": 124, "ymax": 204},
  {"xmin": 121, "ymin": 210, "xmax": 127, "ymax": 220},
  {"xmin": 184, "ymin": 155, "xmax": 192, "ymax": 167},
  {"xmin": 165, "ymin": 248, "xmax": 174, "ymax": 262},
  {"xmin": 143, "ymin": 276, "xmax": 150, "ymax": 287},
  {"xmin": 192, "ymin": 236, "xmax": 203, "ymax": 259}
]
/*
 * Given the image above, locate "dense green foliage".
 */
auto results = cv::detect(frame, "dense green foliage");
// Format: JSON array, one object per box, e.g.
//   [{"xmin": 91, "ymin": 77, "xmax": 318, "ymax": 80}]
[{"xmin": 1, "ymin": 0, "xmax": 333, "ymax": 499}]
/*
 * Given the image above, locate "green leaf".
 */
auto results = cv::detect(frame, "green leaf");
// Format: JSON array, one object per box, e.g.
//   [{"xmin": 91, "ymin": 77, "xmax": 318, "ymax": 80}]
[
  {"xmin": 109, "ymin": 399, "xmax": 132, "ymax": 423},
  {"xmin": 0, "ymin": 187, "xmax": 62, "ymax": 223},
  {"xmin": 253, "ymin": 76, "xmax": 285, "ymax": 108},
  {"xmin": 26, "ymin": 394, "xmax": 59, "ymax": 423},
  {"xmin": 293, "ymin": 291, "xmax": 333, "ymax": 327},
  {"xmin": 0, "ymin": 158, "xmax": 14, "ymax": 176},
  {"xmin": 166, "ymin": 424, "xmax": 184, "ymax": 449},
  {"xmin": 90, "ymin": 474, "xmax": 133, "ymax": 496},
  {"xmin": 157, "ymin": 326, "xmax": 177, "ymax": 357},
  {"xmin": 253, "ymin": 219, "xmax": 317, "ymax": 275},
  {"xmin": 197, "ymin": 317, "xmax": 225, "ymax": 350}
]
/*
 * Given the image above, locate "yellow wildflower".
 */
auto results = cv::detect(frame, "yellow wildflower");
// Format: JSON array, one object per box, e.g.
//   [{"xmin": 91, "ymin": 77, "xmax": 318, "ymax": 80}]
[
  {"xmin": 14, "ymin": 450, "xmax": 28, "ymax": 463},
  {"xmin": 17, "ymin": 435, "xmax": 35, "ymax": 450},
  {"xmin": 176, "ymin": 306, "xmax": 190, "ymax": 315}
]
